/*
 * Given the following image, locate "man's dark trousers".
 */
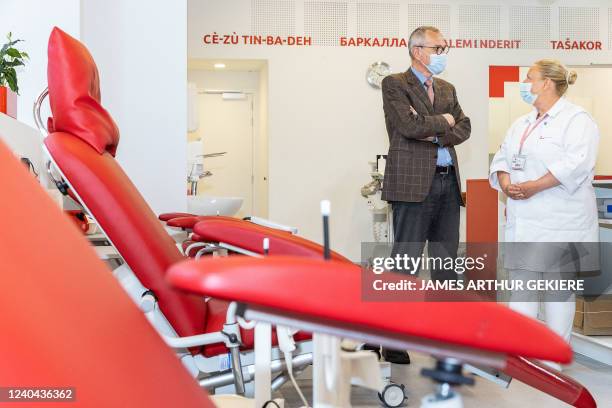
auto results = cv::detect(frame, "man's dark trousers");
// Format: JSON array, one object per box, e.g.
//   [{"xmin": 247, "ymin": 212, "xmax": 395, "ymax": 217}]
[{"xmin": 391, "ymin": 170, "xmax": 460, "ymax": 281}]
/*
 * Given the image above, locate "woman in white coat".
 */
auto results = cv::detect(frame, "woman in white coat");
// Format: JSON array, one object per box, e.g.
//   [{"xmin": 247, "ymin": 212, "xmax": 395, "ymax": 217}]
[{"xmin": 489, "ymin": 59, "xmax": 599, "ymax": 368}]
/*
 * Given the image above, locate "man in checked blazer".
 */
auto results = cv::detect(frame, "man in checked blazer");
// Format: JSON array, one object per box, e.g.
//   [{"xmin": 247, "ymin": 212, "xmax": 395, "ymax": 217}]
[
  {"xmin": 382, "ymin": 26, "xmax": 471, "ymax": 280},
  {"xmin": 378, "ymin": 25, "xmax": 471, "ymax": 365}
]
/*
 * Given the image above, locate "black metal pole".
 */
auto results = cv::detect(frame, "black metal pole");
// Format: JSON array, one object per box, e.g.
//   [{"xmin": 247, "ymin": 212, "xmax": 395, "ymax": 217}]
[{"xmin": 321, "ymin": 200, "xmax": 330, "ymax": 260}]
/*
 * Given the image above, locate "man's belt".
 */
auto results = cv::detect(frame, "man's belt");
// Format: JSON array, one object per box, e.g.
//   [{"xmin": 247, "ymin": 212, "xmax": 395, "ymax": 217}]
[{"xmin": 435, "ymin": 165, "xmax": 454, "ymax": 175}]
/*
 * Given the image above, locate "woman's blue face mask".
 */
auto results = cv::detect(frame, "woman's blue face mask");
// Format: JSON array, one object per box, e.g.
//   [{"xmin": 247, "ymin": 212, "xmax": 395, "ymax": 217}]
[
  {"xmin": 519, "ymin": 82, "xmax": 538, "ymax": 105},
  {"xmin": 519, "ymin": 78, "xmax": 545, "ymax": 105}
]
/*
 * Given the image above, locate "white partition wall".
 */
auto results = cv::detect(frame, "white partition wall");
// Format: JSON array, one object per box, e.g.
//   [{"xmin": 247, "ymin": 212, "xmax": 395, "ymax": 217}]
[
  {"xmin": 81, "ymin": 0, "xmax": 188, "ymax": 214},
  {"xmin": 0, "ymin": 0, "xmax": 80, "ymax": 129}
]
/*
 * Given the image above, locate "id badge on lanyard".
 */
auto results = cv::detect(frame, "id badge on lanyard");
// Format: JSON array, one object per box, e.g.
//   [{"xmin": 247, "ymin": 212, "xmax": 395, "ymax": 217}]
[
  {"xmin": 511, "ymin": 154, "xmax": 527, "ymax": 170},
  {"xmin": 512, "ymin": 114, "xmax": 548, "ymax": 171}
]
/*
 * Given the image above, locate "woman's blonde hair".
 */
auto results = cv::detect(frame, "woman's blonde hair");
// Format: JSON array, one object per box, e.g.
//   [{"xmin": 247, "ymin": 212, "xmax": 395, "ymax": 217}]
[{"xmin": 534, "ymin": 59, "xmax": 577, "ymax": 96}]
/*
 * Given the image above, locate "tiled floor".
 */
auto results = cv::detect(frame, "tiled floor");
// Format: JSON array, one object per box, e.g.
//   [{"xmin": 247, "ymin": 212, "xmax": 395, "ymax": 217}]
[{"xmin": 277, "ymin": 352, "xmax": 612, "ymax": 407}]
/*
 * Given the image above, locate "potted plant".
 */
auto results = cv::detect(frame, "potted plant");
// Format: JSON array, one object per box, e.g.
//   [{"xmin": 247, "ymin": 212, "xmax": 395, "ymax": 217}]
[{"xmin": 0, "ymin": 32, "xmax": 28, "ymax": 117}]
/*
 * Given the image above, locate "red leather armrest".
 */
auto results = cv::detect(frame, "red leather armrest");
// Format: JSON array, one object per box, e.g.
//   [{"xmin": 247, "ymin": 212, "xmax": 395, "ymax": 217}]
[
  {"xmin": 167, "ymin": 215, "xmax": 240, "ymax": 230},
  {"xmin": 167, "ymin": 256, "xmax": 572, "ymax": 363},
  {"xmin": 159, "ymin": 212, "xmax": 196, "ymax": 222},
  {"xmin": 193, "ymin": 219, "xmax": 349, "ymax": 261},
  {"xmin": 167, "ymin": 216, "xmax": 202, "ymax": 229},
  {"xmin": 505, "ymin": 356, "xmax": 596, "ymax": 408}
]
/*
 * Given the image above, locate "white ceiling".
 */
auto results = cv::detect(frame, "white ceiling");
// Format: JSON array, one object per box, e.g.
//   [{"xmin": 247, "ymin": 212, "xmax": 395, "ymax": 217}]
[{"xmin": 187, "ymin": 59, "xmax": 267, "ymax": 71}]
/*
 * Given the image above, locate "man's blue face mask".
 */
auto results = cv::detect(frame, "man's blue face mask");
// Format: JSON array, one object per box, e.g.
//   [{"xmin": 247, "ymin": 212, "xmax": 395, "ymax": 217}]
[{"xmin": 425, "ymin": 53, "xmax": 447, "ymax": 75}]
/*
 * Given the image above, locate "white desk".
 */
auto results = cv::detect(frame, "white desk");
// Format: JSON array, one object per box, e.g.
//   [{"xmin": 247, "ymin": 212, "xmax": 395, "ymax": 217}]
[
  {"xmin": 572, "ymin": 333, "xmax": 612, "ymax": 366},
  {"xmin": 0, "ymin": 113, "xmax": 48, "ymax": 187}
]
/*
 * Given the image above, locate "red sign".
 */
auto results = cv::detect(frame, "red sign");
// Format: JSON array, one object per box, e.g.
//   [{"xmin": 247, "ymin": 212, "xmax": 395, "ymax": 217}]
[
  {"xmin": 203, "ymin": 32, "xmax": 312, "ymax": 46},
  {"xmin": 202, "ymin": 32, "xmax": 604, "ymax": 51}
]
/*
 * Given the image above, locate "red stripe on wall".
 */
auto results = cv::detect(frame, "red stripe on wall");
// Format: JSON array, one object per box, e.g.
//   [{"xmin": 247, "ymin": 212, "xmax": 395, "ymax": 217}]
[{"xmin": 489, "ymin": 66, "xmax": 520, "ymax": 98}]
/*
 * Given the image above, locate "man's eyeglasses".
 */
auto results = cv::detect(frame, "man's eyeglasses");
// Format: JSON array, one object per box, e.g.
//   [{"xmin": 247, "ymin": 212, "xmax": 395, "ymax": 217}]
[{"xmin": 414, "ymin": 45, "xmax": 450, "ymax": 55}]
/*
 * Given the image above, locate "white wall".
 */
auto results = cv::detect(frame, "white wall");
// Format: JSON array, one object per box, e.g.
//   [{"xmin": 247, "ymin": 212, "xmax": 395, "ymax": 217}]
[
  {"xmin": 0, "ymin": 0, "xmax": 80, "ymax": 128},
  {"xmin": 81, "ymin": 0, "xmax": 188, "ymax": 214},
  {"xmin": 1, "ymin": 0, "xmax": 188, "ymax": 215},
  {"xmin": 189, "ymin": 0, "xmax": 612, "ymax": 261},
  {"xmin": 188, "ymin": 70, "xmax": 259, "ymax": 93},
  {"xmin": 257, "ymin": 64, "xmax": 269, "ymax": 218},
  {"xmin": 570, "ymin": 67, "xmax": 612, "ymax": 174}
]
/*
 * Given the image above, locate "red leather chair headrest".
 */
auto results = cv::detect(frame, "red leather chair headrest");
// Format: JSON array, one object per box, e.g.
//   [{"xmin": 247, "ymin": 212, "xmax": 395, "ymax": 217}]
[{"xmin": 47, "ymin": 27, "xmax": 120, "ymax": 156}]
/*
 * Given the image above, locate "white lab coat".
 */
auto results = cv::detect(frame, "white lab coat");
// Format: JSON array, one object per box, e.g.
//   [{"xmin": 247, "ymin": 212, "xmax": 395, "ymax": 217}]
[{"xmin": 489, "ymin": 97, "xmax": 600, "ymax": 243}]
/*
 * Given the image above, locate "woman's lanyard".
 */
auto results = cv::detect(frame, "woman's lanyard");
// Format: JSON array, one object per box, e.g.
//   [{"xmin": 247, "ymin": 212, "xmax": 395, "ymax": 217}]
[
  {"xmin": 512, "ymin": 113, "xmax": 548, "ymax": 170},
  {"xmin": 518, "ymin": 113, "xmax": 548, "ymax": 154}
]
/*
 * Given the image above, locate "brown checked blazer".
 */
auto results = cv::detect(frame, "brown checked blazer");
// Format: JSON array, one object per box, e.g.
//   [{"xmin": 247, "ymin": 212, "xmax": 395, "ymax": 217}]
[{"xmin": 381, "ymin": 69, "xmax": 471, "ymax": 205}]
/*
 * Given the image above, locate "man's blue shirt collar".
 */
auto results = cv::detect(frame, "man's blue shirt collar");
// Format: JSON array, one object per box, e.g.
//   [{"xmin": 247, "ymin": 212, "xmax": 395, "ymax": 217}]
[{"xmin": 410, "ymin": 66, "xmax": 431, "ymax": 86}]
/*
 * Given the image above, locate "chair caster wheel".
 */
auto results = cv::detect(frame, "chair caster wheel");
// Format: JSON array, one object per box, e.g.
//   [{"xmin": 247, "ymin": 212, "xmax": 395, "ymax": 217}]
[{"xmin": 378, "ymin": 383, "xmax": 406, "ymax": 407}]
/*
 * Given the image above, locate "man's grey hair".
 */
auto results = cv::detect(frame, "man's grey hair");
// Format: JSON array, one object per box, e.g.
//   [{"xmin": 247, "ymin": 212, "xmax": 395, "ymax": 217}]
[{"xmin": 408, "ymin": 26, "xmax": 440, "ymax": 59}]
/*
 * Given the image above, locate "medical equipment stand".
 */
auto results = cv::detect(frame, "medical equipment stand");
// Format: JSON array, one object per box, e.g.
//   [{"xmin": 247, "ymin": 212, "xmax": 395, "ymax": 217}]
[
  {"xmin": 419, "ymin": 358, "xmax": 475, "ymax": 408},
  {"xmin": 361, "ymin": 155, "xmax": 392, "ymax": 244},
  {"xmin": 311, "ymin": 201, "xmax": 384, "ymax": 407},
  {"xmin": 360, "ymin": 156, "xmax": 411, "ymax": 407}
]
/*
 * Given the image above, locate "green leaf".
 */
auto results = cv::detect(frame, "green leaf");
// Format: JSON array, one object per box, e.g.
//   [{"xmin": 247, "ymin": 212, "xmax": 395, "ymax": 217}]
[
  {"xmin": 1, "ymin": 39, "xmax": 20, "ymax": 55},
  {"xmin": 4, "ymin": 67, "xmax": 15, "ymax": 81},
  {"xmin": 0, "ymin": 33, "xmax": 27, "ymax": 93},
  {"xmin": 6, "ymin": 59, "xmax": 24, "ymax": 67},
  {"xmin": 6, "ymin": 48, "xmax": 21, "ymax": 58},
  {"xmin": 5, "ymin": 68, "xmax": 18, "ymax": 93}
]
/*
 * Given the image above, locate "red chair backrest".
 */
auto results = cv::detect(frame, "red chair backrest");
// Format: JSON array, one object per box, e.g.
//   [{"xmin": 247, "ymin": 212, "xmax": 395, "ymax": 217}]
[
  {"xmin": 44, "ymin": 27, "xmax": 206, "ymax": 339},
  {"xmin": 0, "ymin": 139, "xmax": 214, "ymax": 407}
]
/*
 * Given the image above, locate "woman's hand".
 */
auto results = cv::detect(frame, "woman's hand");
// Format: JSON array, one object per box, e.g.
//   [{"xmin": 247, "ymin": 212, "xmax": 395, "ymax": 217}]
[
  {"xmin": 514, "ymin": 173, "xmax": 560, "ymax": 200},
  {"xmin": 498, "ymin": 171, "xmax": 560, "ymax": 200},
  {"xmin": 498, "ymin": 171, "xmax": 524, "ymax": 199},
  {"xmin": 505, "ymin": 184, "xmax": 525, "ymax": 200},
  {"xmin": 515, "ymin": 180, "xmax": 541, "ymax": 199}
]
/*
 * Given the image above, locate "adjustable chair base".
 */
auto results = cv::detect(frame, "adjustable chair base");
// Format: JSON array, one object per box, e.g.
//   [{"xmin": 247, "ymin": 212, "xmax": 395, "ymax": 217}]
[{"xmin": 200, "ymin": 352, "xmax": 313, "ymax": 394}]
